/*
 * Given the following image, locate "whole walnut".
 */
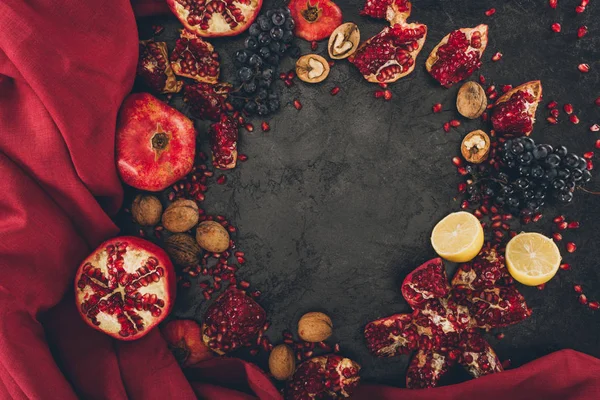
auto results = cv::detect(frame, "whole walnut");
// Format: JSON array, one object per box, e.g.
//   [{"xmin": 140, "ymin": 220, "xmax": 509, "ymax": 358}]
[
  {"xmin": 162, "ymin": 199, "xmax": 199, "ymax": 233},
  {"xmin": 269, "ymin": 344, "xmax": 295, "ymax": 380},
  {"xmin": 164, "ymin": 234, "xmax": 201, "ymax": 266},
  {"xmin": 196, "ymin": 221, "xmax": 230, "ymax": 253},
  {"xmin": 298, "ymin": 312, "xmax": 333, "ymax": 343},
  {"xmin": 131, "ymin": 194, "xmax": 162, "ymax": 226}
]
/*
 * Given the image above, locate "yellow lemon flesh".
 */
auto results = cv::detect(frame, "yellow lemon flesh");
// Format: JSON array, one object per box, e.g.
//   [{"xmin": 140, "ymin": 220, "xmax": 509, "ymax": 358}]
[
  {"xmin": 505, "ymin": 232, "xmax": 561, "ymax": 286},
  {"xmin": 431, "ymin": 211, "xmax": 484, "ymax": 263}
]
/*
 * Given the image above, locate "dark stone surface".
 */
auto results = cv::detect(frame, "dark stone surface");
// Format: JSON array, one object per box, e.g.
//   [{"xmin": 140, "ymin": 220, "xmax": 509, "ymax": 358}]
[{"xmin": 129, "ymin": 0, "xmax": 600, "ymax": 388}]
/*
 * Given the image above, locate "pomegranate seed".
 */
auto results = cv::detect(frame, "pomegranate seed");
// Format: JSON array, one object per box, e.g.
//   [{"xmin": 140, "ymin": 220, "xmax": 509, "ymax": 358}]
[
  {"xmin": 374, "ymin": 90, "xmax": 384, "ymax": 98},
  {"xmin": 328, "ymin": 60, "xmax": 334, "ymax": 67},
  {"xmin": 596, "ymin": 140, "xmax": 600, "ymax": 150},
  {"xmin": 549, "ymin": 0, "xmax": 557, "ymax": 8},
  {"xmin": 578, "ymin": 64, "xmax": 590, "ymax": 73},
  {"xmin": 566, "ymin": 242, "xmax": 577, "ymax": 253},
  {"xmin": 279, "ymin": 72, "xmax": 286, "ymax": 80},
  {"xmin": 551, "ymin": 23, "xmax": 561, "ymax": 33},
  {"xmin": 152, "ymin": 25, "xmax": 164, "ymax": 35},
  {"xmin": 216, "ymin": 175, "xmax": 227, "ymax": 185},
  {"xmin": 583, "ymin": 152, "xmax": 594, "ymax": 159},
  {"xmin": 575, "ymin": 5, "xmax": 585, "ymax": 13},
  {"xmin": 550, "ymin": 109, "xmax": 560, "ymax": 118},
  {"xmin": 532, "ymin": 213, "xmax": 543, "ymax": 222},
  {"xmin": 491, "ymin": 52, "xmax": 502, "ymax": 62},
  {"xmin": 496, "ymin": 333, "xmax": 505, "ymax": 340},
  {"xmin": 579, "ymin": 294, "xmax": 588, "ymax": 305},
  {"xmin": 443, "ymin": 122, "xmax": 451, "ymax": 132},
  {"xmin": 451, "ymin": 156, "xmax": 463, "ymax": 167},
  {"xmin": 293, "ymin": 100, "xmax": 302, "ymax": 110},
  {"xmin": 458, "ymin": 182, "xmax": 467, "ymax": 193},
  {"xmin": 587, "ymin": 160, "xmax": 594, "ymax": 170},
  {"xmin": 553, "ymin": 233, "xmax": 563, "ymax": 242},
  {"xmin": 432, "ymin": 103, "xmax": 442, "ymax": 113},
  {"xmin": 383, "ymin": 90, "xmax": 392, "ymax": 101},
  {"xmin": 449, "ymin": 119, "xmax": 461, "ymax": 127},
  {"xmin": 577, "ymin": 26, "xmax": 588, "ymax": 38},
  {"xmin": 574, "ymin": 285, "xmax": 583, "ymax": 293},
  {"xmin": 488, "ymin": 92, "xmax": 498, "ymax": 100},
  {"xmin": 311, "ymin": 41, "xmax": 317, "ymax": 50},
  {"xmin": 501, "ymin": 85, "xmax": 512, "ymax": 93},
  {"xmin": 461, "ymin": 200, "xmax": 469, "ymax": 209},
  {"xmin": 563, "ymin": 104, "xmax": 573, "ymax": 114},
  {"xmin": 479, "ymin": 75, "xmax": 486, "ymax": 84},
  {"xmin": 378, "ymin": 82, "xmax": 388, "ymax": 89},
  {"xmin": 546, "ymin": 100, "xmax": 558, "ymax": 109},
  {"xmin": 581, "ymin": 0, "xmax": 589, "ymax": 6},
  {"xmin": 569, "ymin": 115, "xmax": 580, "ymax": 124},
  {"xmin": 553, "ymin": 215, "xmax": 565, "ymax": 223},
  {"xmin": 557, "ymin": 221, "xmax": 568, "ymax": 230},
  {"xmin": 474, "ymin": 209, "xmax": 483, "ymax": 219},
  {"xmin": 482, "ymin": 112, "xmax": 488, "ymax": 121},
  {"xmin": 559, "ymin": 263, "xmax": 571, "ymax": 271},
  {"xmin": 568, "ymin": 221, "xmax": 580, "ymax": 229},
  {"xmin": 485, "ymin": 8, "xmax": 496, "ymax": 16},
  {"xmin": 537, "ymin": 283, "xmax": 546, "ymax": 290},
  {"xmin": 244, "ymin": 123, "xmax": 254, "ymax": 132},
  {"xmin": 239, "ymin": 280, "xmax": 250, "ymax": 288},
  {"xmin": 287, "ymin": 71, "xmax": 295, "ymax": 80},
  {"xmin": 457, "ymin": 167, "xmax": 468, "ymax": 175},
  {"xmin": 596, "ymin": 97, "xmax": 600, "ymax": 106},
  {"xmin": 261, "ymin": 121, "xmax": 270, "ymax": 132},
  {"xmin": 589, "ymin": 301, "xmax": 600, "ymax": 310},
  {"xmin": 330, "ymin": 86, "xmax": 340, "ymax": 96},
  {"xmin": 590, "ymin": 124, "xmax": 600, "ymax": 132},
  {"xmin": 238, "ymin": 153, "xmax": 248, "ymax": 161},
  {"xmin": 547, "ymin": 117, "xmax": 558, "ymax": 125}
]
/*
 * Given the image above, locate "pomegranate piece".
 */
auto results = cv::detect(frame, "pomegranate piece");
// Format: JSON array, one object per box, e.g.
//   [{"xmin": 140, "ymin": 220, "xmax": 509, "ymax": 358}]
[
  {"xmin": 364, "ymin": 313, "xmax": 417, "ymax": 356},
  {"xmin": 452, "ymin": 247, "xmax": 511, "ymax": 289},
  {"xmin": 116, "ymin": 93, "xmax": 196, "ymax": 191},
  {"xmin": 349, "ymin": 22, "xmax": 428, "ymax": 83},
  {"xmin": 183, "ymin": 82, "xmax": 231, "ymax": 121},
  {"xmin": 426, "ymin": 25, "xmax": 489, "ymax": 88},
  {"xmin": 202, "ymin": 287, "xmax": 266, "ymax": 354},
  {"xmin": 210, "ymin": 114, "xmax": 239, "ymax": 170},
  {"xmin": 464, "ymin": 286, "xmax": 532, "ymax": 329},
  {"xmin": 289, "ymin": 0, "xmax": 343, "ymax": 41},
  {"xmin": 167, "ymin": 0, "xmax": 263, "ymax": 38},
  {"xmin": 137, "ymin": 40, "xmax": 182, "ymax": 94},
  {"xmin": 406, "ymin": 349, "xmax": 455, "ymax": 388},
  {"xmin": 458, "ymin": 333, "xmax": 502, "ymax": 378},
  {"xmin": 162, "ymin": 319, "xmax": 214, "ymax": 367},
  {"xmin": 401, "ymin": 258, "xmax": 450, "ymax": 309},
  {"xmin": 170, "ymin": 30, "xmax": 220, "ymax": 84},
  {"xmin": 360, "ymin": 0, "xmax": 412, "ymax": 25},
  {"xmin": 75, "ymin": 237, "xmax": 175, "ymax": 340},
  {"xmin": 287, "ymin": 355, "xmax": 361, "ymax": 399},
  {"xmin": 491, "ymin": 80, "xmax": 543, "ymax": 136}
]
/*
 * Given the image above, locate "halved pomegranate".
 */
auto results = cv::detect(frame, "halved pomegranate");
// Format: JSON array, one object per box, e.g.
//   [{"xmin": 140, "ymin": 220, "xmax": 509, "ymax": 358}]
[
  {"xmin": 202, "ymin": 287, "xmax": 266, "ymax": 354},
  {"xmin": 183, "ymin": 82, "xmax": 231, "ymax": 121},
  {"xmin": 166, "ymin": 0, "xmax": 263, "ymax": 37},
  {"xmin": 360, "ymin": 0, "xmax": 411, "ymax": 25},
  {"xmin": 464, "ymin": 286, "xmax": 532, "ymax": 329},
  {"xmin": 458, "ymin": 333, "xmax": 502, "ymax": 378},
  {"xmin": 289, "ymin": 0, "xmax": 343, "ymax": 41},
  {"xmin": 210, "ymin": 114, "xmax": 239, "ymax": 170},
  {"xmin": 287, "ymin": 355, "xmax": 361, "ymax": 399},
  {"xmin": 406, "ymin": 349, "xmax": 456, "ymax": 389},
  {"xmin": 491, "ymin": 80, "xmax": 543, "ymax": 136},
  {"xmin": 137, "ymin": 40, "xmax": 182, "ymax": 94},
  {"xmin": 426, "ymin": 24, "xmax": 489, "ymax": 88},
  {"xmin": 170, "ymin": 30, "xmax": 220, "ymax": 84},
  {"xmin": 349, "ymin": 22, "xmax": 427, "ymax": 83},
  {"xmin": 452, "ymin": 247, "xmax": 511, "ymax": 290},
  {"xmin": 75, "ymin": 237, "xmax": 175, "ymax": 340},
  {"xmin": 116, "ymin": 93, "xmax": 196, "ymax": 192},
  {"xmin": 364, "ymin": 313, "xmax": 417, "ymax": 357},
  {"xmin": 162, "ymin": 319, "xmax": 214, "ymax": 367},
  {"xmin": 401, "ymin": 258, "xmax": 450, "ymax": 309}
]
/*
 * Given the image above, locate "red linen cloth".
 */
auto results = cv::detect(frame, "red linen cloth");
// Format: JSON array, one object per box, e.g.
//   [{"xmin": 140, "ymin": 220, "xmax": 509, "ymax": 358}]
[{"xmin": 0, "ymin": 0, "xmax": 598, "ymax": 399}]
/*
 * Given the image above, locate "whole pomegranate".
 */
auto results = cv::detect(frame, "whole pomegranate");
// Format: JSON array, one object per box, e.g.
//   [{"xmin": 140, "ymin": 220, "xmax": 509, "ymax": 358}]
[
  {"xmin": 116, "ymin": 93, "xmax": 196, "ymax": 192},
  {"xmin": 491, "ymin": 80, "xmax": 542, "ymax": 136},
  {"xmin": 288, "ymin": 0, "xmax": 343, "ymax": 41},
  {"xmin": 75, "ymin": 236, "xmax": 175, "ymax": 340},
  {"xmin": 287, "ymin": 355, "xmax": 361, "ymax": 399},
  {"xmin": 162, "ymin": 319, "xmax": 214, "ymax": 367},
  {"xmin": 167, "ymin": 0, "xmax": 263, "ymax": 38}
]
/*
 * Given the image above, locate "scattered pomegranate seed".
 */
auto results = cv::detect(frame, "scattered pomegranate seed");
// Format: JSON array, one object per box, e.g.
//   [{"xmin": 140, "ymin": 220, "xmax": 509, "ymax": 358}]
[
  {"xmin": 501, "ymin": 85, "xmax": 512, "ymax": 93},
  {"xmin": 330, "ymin": 86, "xmax": 340, "ymax": 96},
  {"xmin": 579, "ymin": 294, "xmax": 588, "ymax": 305},
  {"xmin": 261, "ymin": 121, "xmax": 270, "ymax": 132},
  {"xmin": 491, "ymin": 52, "xmax": 503, "ymax": 62},
  {"xmin": 578, "ymin": 63, "xmax": 590, "ymax": 73},
  {"xmin": 238, "ymin": 153, "xmax": 248, "ymax": 162},
  {"xmin": 557, "ymin": 221, "xmax": 568, "ymax": 230},
  {"xmin": 461, "ymin": 200, "xmax": 469, "ymax": 209},
  {"xmin": 551, "ymin": 23, "xmax": 561, "ymax": 33},
  {"xmin": 533, "ymin": 213, "xmax": 543, "ymax": 222},
  {"xmin": 502, "ymin": 359, "xmax": 512, "ymax": 369},
  {"xmin": 287, "ymin": 71, "xmax": 295, "ymax": 80},
  {"xmin": 216, "ymin": 175, "xmax": 227, "ymax": 185},
  {"xmin": 374, "ymin": 90, "xmax": 384, "ymax": 98},
  {"xmin": 577, "ymin": 26, "xmax": 588, "ymax": 38},
  {"xmin": 586, "ymin": 160, "xmax": 593, "ymax": 170},
  {"xmin": 279, "ymin": 72, "xmax": 286, "ymax": 80},
  {"xmin": 311, "ymin": 41, "xmax": 318, "ymax": 50},
  {"xmin": 553, "ymin": 232, "xmax": 563, "ymax": 242},
  {"xmin": 575, "ymin": 5, "xmax": 585, "ymax": 13},
  {"xmin": 596, "ymin": 97, "xmax": 600, "ymax": 106},
  {"xmin": 496, "ymin": 332, "xmax": 505, "ymax": 340},
  {"xmin": 293, "ymin": 99, "xmax": 302, "ymax": 110},
  {"xmin": 245, "ymin": 123, "xmax": 254, "ymax": 132},
  {"xmin": 537, "ymin": 283, "xmax": 546, "ymax": 290},
  {"xmin": 449, "ymin": 119, "xmax": 461, "ymax": 127},
  {"xmin": 458, "ymin": 182, "xmax": 467, "ymax": 193},
  {"xmin": 481, "ymin": 112, "xmax": 488, "ymax": 121},
  {"xmin": 479, "ymin": 75, "xmax": 486, "ymax": 84},
  {"xmin": 583, "ymin": 152, "xmax": 594, "ymax": 159},
  {"xmin": 485, "ymin": 8, "xmax": 496, "ymax": 16},
  {"xmin": 553, "ymin": 215, "xmax": 565, "ymax": 223},
  {"xmin": 457, "ymin": 167, "xmax": 468, "ymax": 176},
  {"xmin": 451, "ymin": 156, "xmax": 463, "ymax": 167},
  {"xmin": 488, "ymin": 92, "xmax": 498, "ymax": 100},
  {"xmin": 550, "ymin": 109, "xmax": 560, "ymax": 118},
  {"xmin": 574, "ymin": 285, "xmax": 583, "ymax": 293},
  {"xmin": 590, "ymin": 124, "xmax": 600, "ymax": 132},
  {"xmin": 568, "ymin": 221, "xmax": 581, "ymax": 229},
  {"xmin": 546, "ymin": 100, "xmax": 558, "ymax": 109},
  {"xmin": 152, "ymin": 25, "xmax": 164, "ymax": 35},
  {"xmin": 383, "ymin": 90, "xmax": 392, "ymax": 101},
  {"xmin": 563, "ymin": 104, "xmax": 573, "ymax": 114},
  {"xmin": 566, "ymin": 242, "xmax": 577, "ymax": 253},
  {"xmin": 549, "ymin": 0, "xmax": 557, "ymax": 8},
  {"xmin": 443, "ymin": 122, "xmax": 451, "ymax": 132},
  {"xmin": 432, "ymin": 103, "xmax": 442, "ymax": 113},
  {"xmin": 589, "ymin": 301, "xmax": 600, "ymax": 311},
  {"xmin": 596, "ymin": 140, "xmax": 600, "ymax": 150},
  {"xmin": 284, "ymin": 79, "xmax": 293, "ymax": 87},
  {"xmin": 559, "ymin": 263, "xmax": 571, "ymax": 270},
  {"xmin": 569, "ymin": 114, "xmax": 580, "ymax": 124},
  {"xmin": 547, "ymin": 116, "xmax": 558, "ymax": 124}
]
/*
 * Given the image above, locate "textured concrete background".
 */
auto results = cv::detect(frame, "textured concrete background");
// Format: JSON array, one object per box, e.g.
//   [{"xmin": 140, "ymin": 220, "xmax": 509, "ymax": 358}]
[{"xmin": 129, "ymin": 0, "xmax": 600, "ymax": 387}]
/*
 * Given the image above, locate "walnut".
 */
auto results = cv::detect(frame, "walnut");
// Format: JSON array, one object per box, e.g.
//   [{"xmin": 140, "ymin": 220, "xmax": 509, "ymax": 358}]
[
  {"xmin": 461, "ymin": 130, "xmax": 491, "ymax": 164},
  {"xmin": 457, "ymin": 81, "xmax": 487, "ymax": 119},
  {"xmin": 297, "ymin": 312, "xmax": 333, "ymax": 343},
  {"xmin": 164, "ymin": 233, "xmax": 201, "ymax": 266},
  {"xmin": 195, "ymin": 221, "xmax": 230, "ymax": 253},
  {"xmin": 269, "ymin": 344, "xmax": 295, "ymax": 381},
  {"xmin": 131, "ymin": 194, "xmax": 163, "ymax": 226},
  {"xmin": 161, "ymin": 199, "xmax": 199, "ymax": 233}
]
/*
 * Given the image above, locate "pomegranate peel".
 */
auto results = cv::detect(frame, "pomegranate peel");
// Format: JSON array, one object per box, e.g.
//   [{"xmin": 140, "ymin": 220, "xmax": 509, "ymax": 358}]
[
  {"xmin": 360, "ymin": 0, "xmax": 412, "ymax": 25},
  {"xmin": 170, "ymin": 30, "xmax": 220, "ymax": 84},
  {"xmin": 137, "ymin": 40, "xmax": 183, "ymax": 94},
  {"xmin": 491, "ymin": 80, "xmax": 542, "ymax": 136},
  {"xmin": 426, "ymin": 24, "xmax": 489, "ymax": 88},
  {"xmin": 289, "ymin": 0, "xmax": 343, "ymax": 41},
  {"xmin": 75, "ymin": 236, "xmax": 176, "ymax": 340},
  {"xmin": 162, "ymin": 319, "xmax": 214, "ymax": 367},
  {"xmin": 287, "ymin": 355, "xmax": 360, "ymax": 399}
]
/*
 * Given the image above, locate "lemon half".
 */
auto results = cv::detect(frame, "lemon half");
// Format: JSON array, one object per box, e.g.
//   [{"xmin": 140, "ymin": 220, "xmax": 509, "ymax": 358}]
[
  {"xmin": 505, "ymin": 232, "xmax": 561, "ymax": 286},
  {"xmin": 431, "ymin": 211, "xmax": 484, "ymax": 262}
]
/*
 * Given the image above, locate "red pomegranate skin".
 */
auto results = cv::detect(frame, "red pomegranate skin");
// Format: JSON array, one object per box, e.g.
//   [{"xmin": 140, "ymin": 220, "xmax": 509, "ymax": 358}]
[
  {"xmin": 116, "ymin": 93, "xmax": 196, "ymax": 191},
  {"xmin": 289, "ymin": 0, "xmax": 343, "ymax": 41},
  {"xmin": 74, "ymin": 236, "xmax": 176, "ymax": 341},
  {"xmin": 162, "ymin": 319, "xmax": 214, "ymax": 367}
]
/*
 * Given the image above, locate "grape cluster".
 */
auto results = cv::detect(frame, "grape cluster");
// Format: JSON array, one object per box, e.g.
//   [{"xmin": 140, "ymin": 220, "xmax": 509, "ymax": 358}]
[{"xmin": 229, "ymin": 8, "xmax": 299, "ymax": 116}]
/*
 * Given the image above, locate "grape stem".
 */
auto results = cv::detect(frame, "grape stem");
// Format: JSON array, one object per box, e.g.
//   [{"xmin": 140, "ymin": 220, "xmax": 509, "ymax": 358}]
[{"xmin": 578, "ymin": 187, "xmax": 600, "ymax": 195}]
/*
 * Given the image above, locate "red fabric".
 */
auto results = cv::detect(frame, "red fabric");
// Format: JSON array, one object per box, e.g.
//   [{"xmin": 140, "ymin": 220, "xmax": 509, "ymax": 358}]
[{"xmin": 0, "ymin": 0, "xmax": 598, "ymax": 399}]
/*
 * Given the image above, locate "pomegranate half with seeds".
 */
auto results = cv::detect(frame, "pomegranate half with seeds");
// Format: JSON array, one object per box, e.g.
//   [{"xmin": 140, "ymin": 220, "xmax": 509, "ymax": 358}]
[
  {"xmin": 289, "ymin": 0, "xmax": 343, "ymax": 41},
  {"xmin": 202, "ymin": 287, "xmax": 267, "ymax": 354},
  {"xmin": 401, "ymin": 258, "xmax": 450, "ymax": 309},
  {"xmin": 137, "ymin": 40, "xmax": 182, "ymax": 94},
  {"xmin": 349, "ymin": 21, "xmax": 427, "ymax": 83},
  {"xmin": 426, "ymin": 24, "xmax": 489, "ymax": 88},
  {"xmin": 210, "ymin": 114, "xmax": 239, "ymax": 170},
  {"xmin": 170, "ymin": 30, "xmax": 220, "ymax": 84},
  {"xmin": 167, "ymin": 0, "xmax": 263, "ymax": 37},
  {"xmin": 491, "ymin": 80, "xmax": 542, "ymax": 136},
  {"xmin": 75, "ymin": 236, "xmax": 176, "ymax": 340},
  {"xmin": 116, "ymin": 93, "xmax": 196, "ymax": 191},
  {"xmin": 287, "ymin": 355, "xmax": 361, "ymax": 399},
  {"xmin": 360, "ymin": 0, "xmax": 411, "ymax": 25}
]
